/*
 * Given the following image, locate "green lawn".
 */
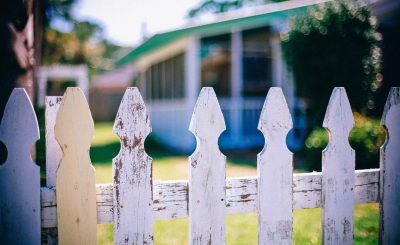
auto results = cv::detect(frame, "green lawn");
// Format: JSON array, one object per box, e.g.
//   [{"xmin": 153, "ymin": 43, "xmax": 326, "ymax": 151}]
[{"xmin": 91, "ymin": 122, "xmax": 378, "ymax": 245}]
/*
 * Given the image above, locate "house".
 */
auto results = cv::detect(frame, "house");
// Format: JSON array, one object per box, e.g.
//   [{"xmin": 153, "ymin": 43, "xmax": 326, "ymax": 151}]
[
  {"xmin": 114, "ymin": 0, "xmax": 324, "ymax": 153},
  {"xmin": 90, "ymin": 66, "xmax": 135, "ymax": 121}
]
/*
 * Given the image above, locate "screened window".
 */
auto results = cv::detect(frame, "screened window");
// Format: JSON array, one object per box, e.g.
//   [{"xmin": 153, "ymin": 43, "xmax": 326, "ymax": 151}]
[
  {"xmin": 242, "ymin": 27, "xmax": 272, "ymax": 97},
  {"xmin": 201, "ymin": 34, "xmax": 231, "ymax": 97},
  {"xmin": 145, "ymin": 53, "xmax": 185, "ymax": 100}
]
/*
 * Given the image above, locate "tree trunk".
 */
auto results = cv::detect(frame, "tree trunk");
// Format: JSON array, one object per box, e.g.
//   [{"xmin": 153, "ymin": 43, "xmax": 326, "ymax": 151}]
[
  {"xmin": 0, "ymin": 0, "xmax": 37, "ymax": 120},
  {"xmin": 0, "ymin": 0, "xmax": 41, "ymax": 169}
]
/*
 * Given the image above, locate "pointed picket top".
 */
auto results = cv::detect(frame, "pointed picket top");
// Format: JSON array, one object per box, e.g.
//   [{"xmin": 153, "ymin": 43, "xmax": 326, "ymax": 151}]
[
  {"xmin": 54, "ymin": 87, "xmax": 97, "ymax": 245},
  {"xmin": 189, "ymin": 87, "xmax": 226, "ymax": 245},
  {"xmin": 323, "ymin": 87, "xmax": 354, "ymax": 138},
  {"xmin": 1, "ymin": 88, "xmax": 39, "ymax": 150},
  {"xmin": 322, "ymin": 87, "xmax": 355, "ymax": 245},
  {"xmin": 113, "ymin": 87, "xmax": 151, "ymax": 147},
  {"xmin": 379, "ymin": 87, "xmax": 400, "ymax": 244},
  {"xmin": 381, "ymin": 87, "xmax": 400, "ymax": 126},
  {"xmin": 112, "ymin": 87, "xmax": 153, "ymax": 244},
  {"xmin": 257, "ymin": 87, "xmax": 293, "ymax": 244},
  {"xmin": 258, "ymin": 87, "xmax": 292, "ymax": 142},
  {"xmin": 0, "ymin": 88, "xmax": 41, "ymax": 244},
  {"xmin": 189, "ymin": 87, "xmax": 226, "ymax": 142},
  {"xmin": 45, "ymin": 96, "xmax": 63, "ymax": 188},
  {"xmin": 44, "ymin": 96, "xmax": 63, "ymax": 245},
  {"xmin": 55, "ymin": 87, "xmax": 94, "ymax": 151}
]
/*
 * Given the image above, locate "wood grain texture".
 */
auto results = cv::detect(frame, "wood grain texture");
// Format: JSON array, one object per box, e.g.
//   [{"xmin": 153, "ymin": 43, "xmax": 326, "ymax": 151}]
[
  {"xmin": 0, "ymin": 88, "xmax": 41, "ymax": 245},
  {"xmin": 322, "ymin": 88, "xmax": 355, "ymax": 245},
  {"xmin": 189, "ymin": 87, "xmax": 226, "ymax": 245},
  {"xmin": 54, "ymin": 87, "xmax": 97, "ymax": 245},
  {"xmin": 257, "ymin": 88, "xmax": 293, "ymax": 244},
  {"xmin": 113, "ymin": 88, "xmax": 153, "ymax": 244},
  {"xmin": 379, "ymin": 87, "xmax": 400, "ymax": 245},
  {"xmin": 40, "ymin": 169, "xmax": 379, "ymax": 228}
]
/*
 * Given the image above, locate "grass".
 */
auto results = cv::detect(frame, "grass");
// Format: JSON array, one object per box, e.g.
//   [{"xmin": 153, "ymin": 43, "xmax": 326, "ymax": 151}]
[{"xmin": 91, "ymin": 122, "xmax": 379, "ymax": 245}]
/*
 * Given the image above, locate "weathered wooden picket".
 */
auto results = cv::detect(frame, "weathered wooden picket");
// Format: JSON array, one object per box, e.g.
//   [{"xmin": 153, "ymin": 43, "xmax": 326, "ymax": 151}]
[{"xmin": 0, "ymin": 86, "xmax": 399, "ymax": 245}]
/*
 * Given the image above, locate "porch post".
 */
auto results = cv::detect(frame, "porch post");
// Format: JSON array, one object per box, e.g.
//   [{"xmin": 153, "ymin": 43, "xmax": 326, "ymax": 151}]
[
  {"xmin": 185, "ymin": 36, "xmax": 200, "ymax": 110},
  {"xmin": 271, "ymin": 34, "xmax": 283, "ymax": 88},
  {"xmin": 76, "ymin": 65, "xmax": 89, "ymax": 101},
  {"xmin": 139, "ymin": 70, "xmax": 146, "ymax": 100},
  {"xmin": 231, "ymin": 28, "xmax": 243, "ymax": 144},
  {"xmin": 271, "ymin": 25, "xmax": 294, "ymax": 112}
]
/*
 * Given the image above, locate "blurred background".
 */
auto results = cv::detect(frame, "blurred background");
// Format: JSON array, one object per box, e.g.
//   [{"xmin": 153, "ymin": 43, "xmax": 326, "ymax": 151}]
[{"xmin": 1, "ymin": 0, "xmax": 399, "ymax": 244}]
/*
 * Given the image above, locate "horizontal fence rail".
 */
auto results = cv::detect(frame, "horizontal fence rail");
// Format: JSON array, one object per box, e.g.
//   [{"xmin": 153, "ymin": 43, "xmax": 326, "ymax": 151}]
[
  {"xmin": 40, "ymin": 168, "xmax": 379, "ymax": 228},
  {"xmin": 0, "ymin": 86, "xmax": 399, "ymax": 245}
]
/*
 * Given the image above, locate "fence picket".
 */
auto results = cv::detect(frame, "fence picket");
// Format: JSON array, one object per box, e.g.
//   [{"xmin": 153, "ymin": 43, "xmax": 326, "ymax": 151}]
[
  {"xmin": 44, "ymin": 96, "xmax": 63, "ymax": 244},
  {"xmin": 379, "ymin": 87, "xmax": 400, "ymax": 244},
  {"xmin": 45, "ymin": 96, "xmax": 63, "ymax": 187},
  {"xmin": 2, "ymin": 85, "xmax": 399, "ymax": 244},
  {"xmin": 257, "ymin": 88, "xmax": 293, "ymax": 244},
  {"xmin": 322, "ymin": 87, "xmax": 354, "ymax": 245},
  {"xmin": 189, "ymin": 87, "xmax": 226, "ymax": 245},
  {"xmin": 113, "ymin": 88, "xmax": 153, "ymax": 244},
  {"xmin": 0, "ymin": 88, "xmax": 41, "ymax": 245},
  {"xmin": 54, "ymin": 87, "xmax": 97, "ymax": 245}
]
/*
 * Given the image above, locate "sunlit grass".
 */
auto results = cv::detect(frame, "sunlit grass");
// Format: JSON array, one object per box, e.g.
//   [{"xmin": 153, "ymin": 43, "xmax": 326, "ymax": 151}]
[
  {"xmin": 91, "ymin": 122, "xmax": 257, "ymax": 183},
  {"xmin": 92, "ymin": 122, "xmax": 119, "ymax": 146},
  {"xmin": 95, "ymin": 156, "xmax": 257, "ymax": 183},
  {"xmin": 92, "ymin": 122, "xmax": 378, "ymax": 244},
  {"xmin": 97, "ymin": 205, "xmax": 378, "ymax": 245}
]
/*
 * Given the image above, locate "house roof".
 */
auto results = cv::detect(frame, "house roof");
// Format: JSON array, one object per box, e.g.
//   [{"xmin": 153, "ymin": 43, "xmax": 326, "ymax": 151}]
[{"xmin": 115, "ymin": 0, "xmax": 327, "ymax": 67}]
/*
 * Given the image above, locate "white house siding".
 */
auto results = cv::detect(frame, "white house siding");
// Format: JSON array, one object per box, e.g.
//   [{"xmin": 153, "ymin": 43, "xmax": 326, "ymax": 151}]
[
  {"xmin": 137, "ymin": 26, "xmax": 304, "ymax": 153},
  {"xmin": 148, "ymin": 100, "xmax": 195, "ymax": 153}
]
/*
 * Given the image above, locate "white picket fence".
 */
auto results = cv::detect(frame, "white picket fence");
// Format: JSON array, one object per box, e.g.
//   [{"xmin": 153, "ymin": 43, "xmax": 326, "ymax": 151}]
[{"xmin": 0, "ymin": 86, "xmax": 399, "ymax": 245}]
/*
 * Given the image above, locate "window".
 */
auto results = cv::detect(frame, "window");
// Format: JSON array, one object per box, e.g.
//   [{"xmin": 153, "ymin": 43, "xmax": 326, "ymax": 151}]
[
  {"xmin": 172, "ymin": 53, "xmax": 185, "ymax": 98},
  {"xmin": 145, "ymin": 53, "xmax": 185, "ymax": 100},
  {"xmin": 201, "ymin": 34, "xmax": 231, "ymax": 97},
  {"xmin": 242, "ymin": 27, "xmax": 272, "ymax": 97}
]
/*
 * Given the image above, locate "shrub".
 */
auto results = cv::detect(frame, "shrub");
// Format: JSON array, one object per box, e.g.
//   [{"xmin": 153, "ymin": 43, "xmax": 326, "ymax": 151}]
[
  {"xmin": 282, "ymin": 0, "xmax": 382, "ymax": 130},
  {"xmin": 304, "ymin": 113, "xmax": 385, "ymax": 170},
  {"xmin": 35, "ymin": 106, "xmax": 46, "ymax": 186}
]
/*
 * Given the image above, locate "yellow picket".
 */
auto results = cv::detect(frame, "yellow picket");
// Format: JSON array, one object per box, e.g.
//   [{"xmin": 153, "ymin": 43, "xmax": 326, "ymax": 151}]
[{"xmin": 55, "ymin": 87, "xmax": 97, "ymax": 245}]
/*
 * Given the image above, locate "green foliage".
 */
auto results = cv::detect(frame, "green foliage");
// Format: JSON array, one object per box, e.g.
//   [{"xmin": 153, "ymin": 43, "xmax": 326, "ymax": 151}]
[
  {"xmin": 44, "ymin": 0, "xmax": 76, "ymax": 23},
  {"xmin": 34, "ymin": 106, "xmax": 46, "ymax": 186},
  {"xmin": 188, "ymin": 0, "xmax": 243, "ymax": 17},
  {"xmin": 304, "ymin": 113, "xmax": 385, "ymax": 170},
  {"xmin": 187, "ymin": 0, "xmax": 285, "ymax": 18},
  {"xmin": 42, "ymin": 21, "xmax": 122, "ymax": 74},
  {"xmin": 282, "ymin": 0, "xmax": 382, "ymax": 128},
  {"xmin": 42, "ymin": 1, "xmax": 126, "ymax": 74}
]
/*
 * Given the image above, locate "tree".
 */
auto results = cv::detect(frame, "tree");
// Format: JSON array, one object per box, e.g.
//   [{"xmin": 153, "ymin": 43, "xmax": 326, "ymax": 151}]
[
  {"xmin": 282, "ymin": 0, "xmax": 382, "ymax": 129},
  {"xmin": 42, "ymin": 21, "xmax": 121, "ymax": 74},
  {"xmin": 0, "ymin": 0, "xmax": 78, "ymax": 118},
  {"xmin": 43, "ymin": 21, "xmax": 102, "ymax": 65},
  {"xmin": 188, "ymin": 0, "xmax": 244, "ymax": 17},
  {"xmin": 0, "ymin": 0, "xmax": 80, "ymax": 165},
  {"xmin": 187, "ymin": 0, "xmax": 285, "ymax": 18}
]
